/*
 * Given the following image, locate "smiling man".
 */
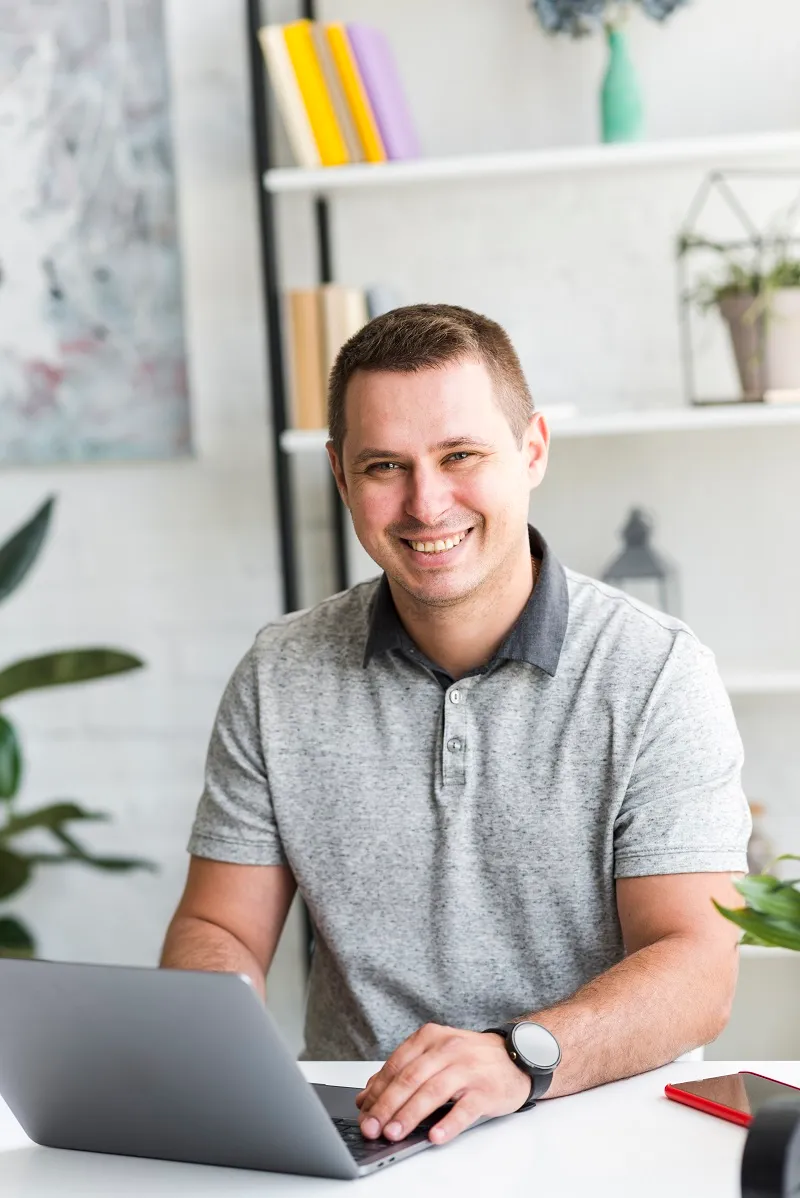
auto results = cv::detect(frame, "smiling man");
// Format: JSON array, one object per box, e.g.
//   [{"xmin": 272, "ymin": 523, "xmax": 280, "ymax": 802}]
[{"xmin": 161, "ymin": 304, "xmax": 751, "ymax": 1148}]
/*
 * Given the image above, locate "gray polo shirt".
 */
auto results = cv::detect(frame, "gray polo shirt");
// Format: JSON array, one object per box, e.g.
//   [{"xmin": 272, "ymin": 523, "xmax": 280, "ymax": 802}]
[{"xmin": 189, "ymin": 527, "xmax": 751, "ymax": 1060}]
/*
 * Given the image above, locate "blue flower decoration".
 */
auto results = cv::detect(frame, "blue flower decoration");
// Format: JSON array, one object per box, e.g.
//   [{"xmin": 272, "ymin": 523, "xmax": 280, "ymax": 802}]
[
  {"xmin": 531, "ymin": 0, "xmax": 689, "ymax": 35},
  {"xmin": 639, "ymin": 0, "xmax": 688, "ymax": 16},
  {"xmin": 532, "ymin": 0, "xmax": 608, "ymax": 35}
]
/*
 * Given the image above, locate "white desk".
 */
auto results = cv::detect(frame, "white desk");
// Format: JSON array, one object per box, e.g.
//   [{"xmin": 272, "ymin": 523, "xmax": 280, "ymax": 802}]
[{"xmin": 0, "ymin": 1059, "xmax": 796, "ymax": 1195}]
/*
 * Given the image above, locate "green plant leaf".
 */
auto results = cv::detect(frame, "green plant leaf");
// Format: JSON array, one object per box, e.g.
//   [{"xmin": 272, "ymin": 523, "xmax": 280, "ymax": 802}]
[
  {"xmin": 735, "ymin": 883, "xmax": 800, "ymax": 923},
  {"xmin": 0, "ymin": 497, "xmax": 54, "ymax": 607},
  {"xmin": 0, "ymin": 649, "xmax": 144, "ymax": 702},
  {"xmin": 75, "ymin": 855, "xmax": 157, "ymax": 873},
  {"xmin": 0, "ymin": 714, "xmax": 22, "ymax": 800},
  {"xmin": 0, "ymin": 802, "xmax": 107, "ymax": 841},
  {"xmin": 733, "ymin": 875, "xmax": 800, "ymax": 922},
  {"xmin": 0, "ymin": 848, "xmax": 32, "ymax": 900},
  {"xmin": 47, "ymin": 826, "xmax": 156, "ymax": 873},
  {"xmin": 0, "ymin": 916, "xmax": 35, "ymax": 958},
  {"xmin": 713, "ymin": 900, "xmax": 800, "ymax": 952},
  {"xmin": 734, "ymin": 874, "xmax": 783, "ymax": 898}
]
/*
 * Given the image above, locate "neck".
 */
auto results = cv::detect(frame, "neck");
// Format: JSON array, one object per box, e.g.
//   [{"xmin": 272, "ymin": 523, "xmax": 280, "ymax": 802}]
[{"xmin": 389, "ymin": 533, "xmax": 538, "ymax": 680}]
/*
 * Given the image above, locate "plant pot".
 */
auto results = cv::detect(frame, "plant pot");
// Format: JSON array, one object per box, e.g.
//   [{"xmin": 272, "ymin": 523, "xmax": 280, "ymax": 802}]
[{"xmin": 719, "ymin": 287, "xmax": 800, "ymax": 399}]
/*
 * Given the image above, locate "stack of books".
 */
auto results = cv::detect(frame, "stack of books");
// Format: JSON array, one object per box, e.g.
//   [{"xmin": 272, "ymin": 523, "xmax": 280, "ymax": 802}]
[{"xmin": 258, "ymin": 20, "xmax": 421, "ymax": 168}]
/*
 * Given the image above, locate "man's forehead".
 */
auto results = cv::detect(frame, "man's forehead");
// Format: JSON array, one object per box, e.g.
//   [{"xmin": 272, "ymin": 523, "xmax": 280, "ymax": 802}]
[{"xmin": 348, "ymin": 358, "xmax": 492, "ymax": 397}]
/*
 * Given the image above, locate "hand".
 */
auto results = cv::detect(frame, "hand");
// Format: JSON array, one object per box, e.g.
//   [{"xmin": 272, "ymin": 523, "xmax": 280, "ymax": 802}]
[{"xmin": 355, "ymin": 1023, "xmax": 531, "ymax": 1146}]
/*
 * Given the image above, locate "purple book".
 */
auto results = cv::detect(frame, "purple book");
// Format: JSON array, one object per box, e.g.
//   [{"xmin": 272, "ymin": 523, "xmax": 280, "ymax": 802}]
[{"xmin": 346, "ymin": 24, "xmax": 421, "ymax": 161}]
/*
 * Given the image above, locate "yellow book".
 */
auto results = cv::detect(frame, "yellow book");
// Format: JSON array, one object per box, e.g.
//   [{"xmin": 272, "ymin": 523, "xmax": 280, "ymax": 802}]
[
  {"xmin": 282, "ymin": 20, "xmax": 348, "ymax": 168},
  {"xmin": 325, "ymin": 23, "xmax": 386, "ymax": 164}
]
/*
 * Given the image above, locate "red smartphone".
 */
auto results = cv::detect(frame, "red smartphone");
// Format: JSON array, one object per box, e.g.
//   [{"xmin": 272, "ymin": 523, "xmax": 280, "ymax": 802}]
[{"xmin": 665, "ymin": 1071, "xmax": 800, "ymax": 1127}]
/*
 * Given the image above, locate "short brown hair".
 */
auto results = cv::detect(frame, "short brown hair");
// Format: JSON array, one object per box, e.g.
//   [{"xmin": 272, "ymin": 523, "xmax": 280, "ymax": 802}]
[{"xmin": 327, "ymin": 303, "xmax": 534, "ymax": 460}]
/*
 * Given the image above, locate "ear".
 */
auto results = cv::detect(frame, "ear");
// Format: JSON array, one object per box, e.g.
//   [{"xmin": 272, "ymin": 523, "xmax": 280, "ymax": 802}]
[
  {"xmin": 524, "ymin": 412, "xmax": 549, "ymax": 492},
  {"xmin": 326, "ymin": 441, "xmax": 350, "ymax": 509}
]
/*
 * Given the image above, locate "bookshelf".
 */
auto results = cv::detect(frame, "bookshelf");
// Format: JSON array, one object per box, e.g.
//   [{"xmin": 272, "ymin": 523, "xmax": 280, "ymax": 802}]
[{"xmin": 246, "ymin": 2, "xmax": 800, "ymax": 625}]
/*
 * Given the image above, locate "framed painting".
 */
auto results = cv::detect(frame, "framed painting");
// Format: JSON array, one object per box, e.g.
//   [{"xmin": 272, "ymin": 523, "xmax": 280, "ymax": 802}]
[{"xmin": 0, "ymin": 0, "xmax": 191, "ymax": 464}]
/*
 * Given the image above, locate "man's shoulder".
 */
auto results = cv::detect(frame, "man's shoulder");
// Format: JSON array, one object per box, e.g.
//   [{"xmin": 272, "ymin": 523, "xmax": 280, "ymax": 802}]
[
  {"xmin": 251, "ymin": 576, "xmax": 381, "ymax": 667},
  {"xmin": 564, "ymin": 566, "xmax": 707, "ymax": 667}
]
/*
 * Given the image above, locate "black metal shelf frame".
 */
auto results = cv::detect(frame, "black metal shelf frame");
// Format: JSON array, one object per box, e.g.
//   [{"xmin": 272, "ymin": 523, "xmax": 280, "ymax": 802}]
[{"xmin": 245, "ymin": 0, "xmax": 349, "ymax": 615}]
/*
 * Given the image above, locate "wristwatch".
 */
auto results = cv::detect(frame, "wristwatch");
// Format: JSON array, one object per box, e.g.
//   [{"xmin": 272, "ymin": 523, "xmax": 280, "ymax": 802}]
[{"xmin": 484, "ymin": 1021, "xmax": 562, "ymax": 1111}]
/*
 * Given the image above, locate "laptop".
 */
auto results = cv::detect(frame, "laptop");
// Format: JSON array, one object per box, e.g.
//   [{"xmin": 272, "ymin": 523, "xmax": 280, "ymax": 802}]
[{"xmin": 0, "ymin": 958, "xmax": 486, "ymax": 1179}]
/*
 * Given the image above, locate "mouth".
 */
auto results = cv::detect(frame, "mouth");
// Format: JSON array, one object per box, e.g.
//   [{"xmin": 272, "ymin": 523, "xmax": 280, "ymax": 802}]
[{"xmin": 398, "ymin": 526, "xmax": 474, "ymax": 564}]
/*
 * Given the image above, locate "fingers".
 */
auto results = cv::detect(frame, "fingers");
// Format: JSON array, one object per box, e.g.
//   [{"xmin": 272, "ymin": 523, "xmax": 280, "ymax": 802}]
[
  {"xmin": 427, "ymin": 1094, "xmax": 484, "ymax": 1144},
  {"xmin": 358, "ymin": 1023, "xmax": 443, "ymax": 1116},
  {"xmin": 375, "ymin": 1065, "xmax": 466, "ymax": 1143},
  {"xmin": 356, "ymin": 1023, "xmax": 524, "ymax": 1146},
  {"xmin": 359, "ymin": 1049, "xmax": 452, "ymax": 1138}
]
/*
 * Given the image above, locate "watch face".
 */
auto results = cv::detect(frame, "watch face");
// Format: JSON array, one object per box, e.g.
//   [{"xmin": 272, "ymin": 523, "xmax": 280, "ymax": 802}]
[{"xmin": 512, "ymin": 1022, "xmax": 561, "ymax": 1070}]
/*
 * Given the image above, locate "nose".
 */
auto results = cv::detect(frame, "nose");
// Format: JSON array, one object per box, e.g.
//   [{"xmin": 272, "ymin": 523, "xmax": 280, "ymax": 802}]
[{"xmin": 404, "ymin": 464, "xmax": 453, "ymax": 530}]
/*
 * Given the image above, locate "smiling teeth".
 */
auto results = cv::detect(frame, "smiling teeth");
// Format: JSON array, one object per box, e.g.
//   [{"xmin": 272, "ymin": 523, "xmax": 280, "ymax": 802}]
[{"xmin": 409, "ymin": 530, "xmax": 469, "ymax": 554}]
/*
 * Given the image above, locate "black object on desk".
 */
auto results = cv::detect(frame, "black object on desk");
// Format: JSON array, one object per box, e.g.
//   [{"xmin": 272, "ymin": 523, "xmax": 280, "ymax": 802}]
[{"xmin": 742, "ymin": 1101, "xmax": 800, "ymax": 1198}]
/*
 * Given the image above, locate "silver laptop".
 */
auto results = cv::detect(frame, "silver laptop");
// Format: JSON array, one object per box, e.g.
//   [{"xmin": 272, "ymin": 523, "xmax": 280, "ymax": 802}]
[{"xmin": 0, "ymin": 958, "xmax": 479, "ymax": 1179}]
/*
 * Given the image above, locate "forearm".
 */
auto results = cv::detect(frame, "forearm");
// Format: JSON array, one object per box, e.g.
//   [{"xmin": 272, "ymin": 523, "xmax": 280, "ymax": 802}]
[
  {"xmin": 160, "ymin": 914, "xmax": 267, "ymax": 1000},
  {"xmin": 525, "ymin": 933, "xmax": 737, "ymax": 1099}
]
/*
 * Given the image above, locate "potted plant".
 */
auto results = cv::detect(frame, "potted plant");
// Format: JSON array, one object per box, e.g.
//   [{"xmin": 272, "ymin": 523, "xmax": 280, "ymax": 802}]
[
  {"xmin": 715, "ymin": 857, "xmax": 800, "ymax": 951},
  {"xmin": 679, "ymin": 232, "xmax": 800, "ymax": 400},
  {"xmin": 0, "ymin": 497, "xmax": 154, "ymax": 957},
  {"xmin": 713, "ymin": 259, "xmax": 800, "ymax": 400},
  {"xmin": 529, "ymin": 0, "xmax": 689, "ymax": 143}
]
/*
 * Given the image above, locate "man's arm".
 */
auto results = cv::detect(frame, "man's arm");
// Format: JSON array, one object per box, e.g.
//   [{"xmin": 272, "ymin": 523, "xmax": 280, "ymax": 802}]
[
  {"xmin": 160, "ymin": 856, "xmax": 297, "ymax": 1001},
  {"xmin": 511, "ymin": 868, "xmax": 742, "ymax": 1099},
  {"xmin": 355, "ymin": 870, "xmax": 743, "ymax": 1145}
]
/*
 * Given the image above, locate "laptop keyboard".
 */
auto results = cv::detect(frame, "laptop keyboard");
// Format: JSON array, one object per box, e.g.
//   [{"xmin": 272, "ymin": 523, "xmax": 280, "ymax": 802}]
[{"xmin": 332, "ymin": 1116, "xmax": 432, "ymax": 1163}]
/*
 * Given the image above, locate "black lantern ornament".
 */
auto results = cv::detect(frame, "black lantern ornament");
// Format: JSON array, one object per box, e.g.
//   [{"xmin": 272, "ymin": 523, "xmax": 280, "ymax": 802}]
[{"xmin": 601, "ymin": 508, "xmax": 680, "ymax": 616}]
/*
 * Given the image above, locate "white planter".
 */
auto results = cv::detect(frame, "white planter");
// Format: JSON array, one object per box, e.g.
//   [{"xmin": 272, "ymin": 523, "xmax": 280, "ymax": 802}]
[{"xmin": 719, "ymin": 287, "xmax": 800, "ymax": 399}]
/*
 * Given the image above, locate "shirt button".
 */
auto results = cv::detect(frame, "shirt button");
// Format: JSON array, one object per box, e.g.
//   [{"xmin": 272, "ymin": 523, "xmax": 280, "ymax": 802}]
[
  {"xmin": 447, "ymin": 737, "xmax": 464, "ymax": 753},
  {"xmin": 450, "ymin": 690, "xmax": 461, "ymax": 704}
]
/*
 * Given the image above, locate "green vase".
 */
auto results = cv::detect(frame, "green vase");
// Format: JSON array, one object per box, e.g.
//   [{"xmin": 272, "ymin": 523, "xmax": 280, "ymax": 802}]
[{"xmin": 600, "ymin": 26, "xmax": 644, "ymax": 143}]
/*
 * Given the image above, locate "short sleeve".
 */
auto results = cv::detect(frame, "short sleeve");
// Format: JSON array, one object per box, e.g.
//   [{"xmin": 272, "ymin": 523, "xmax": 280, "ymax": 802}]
[
  {"xmin": 187, "ymin": 646, "xmax": 286, "ymax": 866},
  {"xmin": 614, "ymin": 631, "xmax": 751, "ymax": 878}
]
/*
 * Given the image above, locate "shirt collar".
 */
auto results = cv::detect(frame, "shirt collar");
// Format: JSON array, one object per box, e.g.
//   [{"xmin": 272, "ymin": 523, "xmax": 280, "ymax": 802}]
[{"xmin": 362, "ymin": 525, "xmax": 569, "ymax": 678}]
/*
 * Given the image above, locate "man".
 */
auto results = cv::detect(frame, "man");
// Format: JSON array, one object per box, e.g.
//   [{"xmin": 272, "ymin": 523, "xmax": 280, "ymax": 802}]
[{"xmin": 161, "ymin": 304, "xmax": 751, "ymax": 1148}]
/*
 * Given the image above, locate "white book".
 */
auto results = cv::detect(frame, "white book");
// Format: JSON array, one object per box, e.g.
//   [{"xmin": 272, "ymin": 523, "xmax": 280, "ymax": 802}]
[
  {"xmin": 320, "ymin": 285, "xmax": 369, "ymax": 379},
  {"xmin": 258, "ymin": 25, "xmax": 321, "ymax": 170}
]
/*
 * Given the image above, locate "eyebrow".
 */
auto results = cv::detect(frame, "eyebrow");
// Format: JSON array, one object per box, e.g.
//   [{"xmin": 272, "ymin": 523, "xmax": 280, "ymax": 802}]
[{"xmin": 350, "ymin": 437, "xmax": 494, "ymax": 468}]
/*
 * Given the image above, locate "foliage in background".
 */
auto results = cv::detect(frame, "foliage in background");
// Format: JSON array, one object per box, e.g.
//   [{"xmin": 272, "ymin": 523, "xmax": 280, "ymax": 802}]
[
  {"xmin": 0, "ymin": 497, "xmax": 154, "ymax": 958},
  {"xmin": 715, "ymin": 856, "xmax": 800, "ymax": 951},
  {"xmin": 530, "ymin": 0, "xmax": 689, "ymax": 37},
  {"xmin": 677, "ymin": 232, "xmax": 800, "ymax": 310}
]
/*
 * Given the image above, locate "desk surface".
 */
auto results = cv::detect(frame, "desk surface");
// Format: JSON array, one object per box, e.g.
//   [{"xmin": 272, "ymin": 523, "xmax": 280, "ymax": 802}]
[{"xmin": 0, "ymin": 1059, "xmax": 796, "ymax": 1195}]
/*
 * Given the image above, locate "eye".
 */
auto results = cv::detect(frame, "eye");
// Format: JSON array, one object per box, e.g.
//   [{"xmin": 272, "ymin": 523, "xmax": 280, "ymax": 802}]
[
  {"xmin": 366, "ymin": 461, "xmax": 401, "ymax": 474},
  {"xmin": 446, "ymin": 452, "xmax": 473, "ymax": 463}
]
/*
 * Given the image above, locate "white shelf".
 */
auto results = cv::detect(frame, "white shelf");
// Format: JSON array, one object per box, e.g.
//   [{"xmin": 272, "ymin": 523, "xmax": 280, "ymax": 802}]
[
  {"xmin": 553, "ymin": 403, "xmax": 800, "ymax": 438},
  {"xmin": 280, "ymin": 401, "xmax": 800, "ymax": 454},
  {"xmin": 723, "ymin": 672, "xmax": 800, "ymax": 696},
  {"xmin": 264, "ymin": 130, "xmax": 800, "ymax": 195}
]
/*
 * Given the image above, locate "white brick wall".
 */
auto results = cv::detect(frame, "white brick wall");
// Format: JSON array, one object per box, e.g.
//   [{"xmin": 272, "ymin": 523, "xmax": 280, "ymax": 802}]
[{"xmin": 0, "ymin": 0, "xmax": 307, "ymax": 1048}]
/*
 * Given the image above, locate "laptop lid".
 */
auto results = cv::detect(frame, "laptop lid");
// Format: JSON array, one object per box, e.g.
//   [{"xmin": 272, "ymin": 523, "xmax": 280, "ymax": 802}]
[{"xmin": 0, "ymin": 959, "xmax": 359, "ymax": 1180}]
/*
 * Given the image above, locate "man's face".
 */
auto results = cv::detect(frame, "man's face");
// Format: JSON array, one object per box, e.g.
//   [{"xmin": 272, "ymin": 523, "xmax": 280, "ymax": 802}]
[{"xmin": 328, "ymin": 358, "xmax": 549, "ymax": 607}]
